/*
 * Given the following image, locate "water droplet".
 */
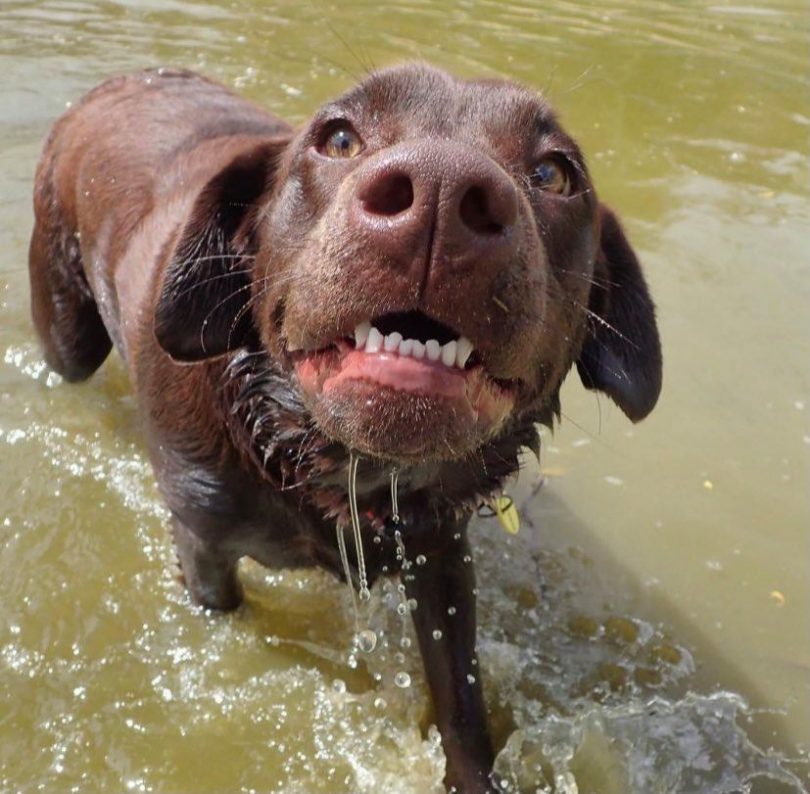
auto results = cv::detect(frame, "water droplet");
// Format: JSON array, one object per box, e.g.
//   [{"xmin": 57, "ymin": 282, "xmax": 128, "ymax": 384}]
[
  {"xmin": 416, "ymin": 554, "xmax": 427, "ymax": 566},
  {"xmin": 432, "ymin": 629, "xmax": 443, "ymax": 640},
  {"xmin": 394, "ymin": 652, "xmax": 405, "ymax": 664},
  {"xmin": 407, "ymin": 598, "xmax": 417, "ymax": 611},
  {"xmin": 358, "ymin": 587, "xmax": 371, "ymax": 601},
  {"xmin": 356, "ymin": 629, "xmax": 377, "ymax": 653},
  {"xmin": 373, "ymin": 535, "xmax": 381, "ymax": 545},
  {"xmin": 400, "ymin": 637, "xmax": 412, "ymax": 649},
  {"xmin": 332, "ymin": 679, "xmax": 347, "ymax": 694},
  {"xmin": 466, "ymin": 674, "xmax": 476, "ymax": 684},
  {"xmin": 447, "ymin": 606, "xmax": 457, "ymax": 616},
  {"xmin": 463, "ymin": 555, "xmax": 472, "ymax": 564},
  {"xmin": 374, "ymin": 696, "xmax": 387, "ymax": 710},
  {"xmin": 394, "ymin": 671, "xmax": 411, "ymax": 688},
  {"xmin": 453, "ymin": 532, "xmax": 461, "ymax": 540},
  {"xmin": 397, "ymin": 602, "xmax": 408, "ymax": 616}
]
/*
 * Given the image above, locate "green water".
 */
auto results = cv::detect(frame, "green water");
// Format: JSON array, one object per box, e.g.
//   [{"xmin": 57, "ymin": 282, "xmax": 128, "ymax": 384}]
[{"xmin": 1, "ymin": 1, "xmax": 808, "ymax": 792}]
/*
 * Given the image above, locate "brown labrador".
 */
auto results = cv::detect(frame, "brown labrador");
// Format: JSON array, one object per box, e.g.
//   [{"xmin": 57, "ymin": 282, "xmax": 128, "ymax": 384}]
[{"xmin": 28, "ymin": 65, "xmax": 661, "ymax": 792}]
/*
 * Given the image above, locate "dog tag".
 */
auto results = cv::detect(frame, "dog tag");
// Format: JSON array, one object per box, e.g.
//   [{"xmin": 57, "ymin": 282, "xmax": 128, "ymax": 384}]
[{"xmin": 492, "ymin": 495, "xmax": 520, "ymax": 535}]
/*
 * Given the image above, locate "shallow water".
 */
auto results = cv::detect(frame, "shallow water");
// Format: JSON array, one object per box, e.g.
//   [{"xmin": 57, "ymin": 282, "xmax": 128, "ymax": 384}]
[{"xmin": 0, "ymin": 1, "xmax": 808, "ymax": 792}]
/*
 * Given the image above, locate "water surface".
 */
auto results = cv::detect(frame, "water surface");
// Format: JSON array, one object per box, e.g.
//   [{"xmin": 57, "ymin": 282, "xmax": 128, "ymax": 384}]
[{"xmin": 0, "ymin": 1, "xmax": 808, "ymax": 792}]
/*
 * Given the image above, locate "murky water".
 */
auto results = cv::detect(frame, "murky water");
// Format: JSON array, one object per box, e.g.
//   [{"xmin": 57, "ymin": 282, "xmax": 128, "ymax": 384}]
[{"xmin": 1, "ymin": 1, "xmax": 808, "ymax": 791}]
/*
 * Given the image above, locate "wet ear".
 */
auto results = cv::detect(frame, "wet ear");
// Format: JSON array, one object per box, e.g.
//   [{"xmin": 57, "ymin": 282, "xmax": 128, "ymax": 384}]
[
  {"xmin": 576, "ymin": 205, "xmax": 662, "ymax": 421},
  {"xmin": 154, "ymin": 136, "xmax": 289, "ymax": 362}
]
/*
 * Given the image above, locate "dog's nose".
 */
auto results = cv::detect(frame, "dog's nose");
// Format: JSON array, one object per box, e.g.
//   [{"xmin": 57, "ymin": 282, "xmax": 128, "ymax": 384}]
[{"xmin": 351, "ymin": 140, "xmax": 518, "ymax": 278}]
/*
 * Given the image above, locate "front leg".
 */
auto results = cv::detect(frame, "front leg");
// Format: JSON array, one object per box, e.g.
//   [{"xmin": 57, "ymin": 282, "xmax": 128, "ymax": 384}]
[
  {"xmin": 171, "ymin": 515, "xmax": 243, "ymax": 611},
  {"xmin": 405, "ymin": 522, "xmax": 495, "ymax": 793}
]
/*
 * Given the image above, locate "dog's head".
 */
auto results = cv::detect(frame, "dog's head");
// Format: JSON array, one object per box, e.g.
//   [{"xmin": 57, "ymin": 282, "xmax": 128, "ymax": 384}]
[{"xmin": 155, "ymin": 64, "xmax": 661, "ymax": 463}]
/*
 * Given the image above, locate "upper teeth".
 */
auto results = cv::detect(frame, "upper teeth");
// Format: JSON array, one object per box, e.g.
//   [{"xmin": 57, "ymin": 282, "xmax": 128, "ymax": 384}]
[{"xmin": 354, "ymin": 321, "xmax": 474, "ymax": 369}]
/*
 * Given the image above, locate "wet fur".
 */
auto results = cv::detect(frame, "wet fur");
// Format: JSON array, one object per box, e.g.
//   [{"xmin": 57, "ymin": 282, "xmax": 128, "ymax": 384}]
[{"xmin": 28, "ymin": 65, "xmax": 661, "ymax": 793}]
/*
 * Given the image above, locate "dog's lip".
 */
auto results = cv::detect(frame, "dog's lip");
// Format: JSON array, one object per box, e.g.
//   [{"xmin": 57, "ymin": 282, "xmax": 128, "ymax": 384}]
[
  {"xmin": 285, "ymin": 311, "xmax": 524, "ymax": 391},
  {"xmin": 323, "ymin": 347, "xmax": 469, "ymax": 399},
  {"xmin": 288, "ymin": 336, "xmax": 517, "ymax": 390},
  {"xmin": 293, "ymin": 341, "xmax": 516, "ymax": 410}
]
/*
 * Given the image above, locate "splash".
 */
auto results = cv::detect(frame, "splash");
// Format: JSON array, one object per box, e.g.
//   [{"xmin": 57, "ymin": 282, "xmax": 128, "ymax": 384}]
[{"xmin": 492, "ymin": 692, "xmax": 807, "ymax": 794}]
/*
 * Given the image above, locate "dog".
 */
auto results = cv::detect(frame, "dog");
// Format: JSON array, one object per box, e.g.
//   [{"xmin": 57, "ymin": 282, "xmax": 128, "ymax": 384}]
[{"xmin": 28, "ymin": 64, "xmax": 661, "ymax": 792}]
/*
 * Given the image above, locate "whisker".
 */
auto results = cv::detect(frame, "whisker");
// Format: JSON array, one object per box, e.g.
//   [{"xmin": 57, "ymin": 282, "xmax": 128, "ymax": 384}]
[
  {"xmin": 197, "ymin": 281, "xmax": 255, "ymax": 353},
  {"xmin": 567, "ymin": 297, "xmax": 638, "ymax": 350},
  {"xmin": 558, "ymin": 409, "xmax": 612, "ymax": 449},
  {"xmin": 171, "ymin": 266, "xmax": 254, "ymax": 301}
]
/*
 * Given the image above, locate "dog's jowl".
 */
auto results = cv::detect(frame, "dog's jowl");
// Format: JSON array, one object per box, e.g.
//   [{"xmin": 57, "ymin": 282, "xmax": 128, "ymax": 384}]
[{"xmin": 29, "ymin": 64, "xmax": 661, "ymax": 793}]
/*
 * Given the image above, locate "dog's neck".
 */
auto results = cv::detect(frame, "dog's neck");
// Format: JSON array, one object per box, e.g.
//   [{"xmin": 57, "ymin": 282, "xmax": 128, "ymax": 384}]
[{"xmin": 220, "ymin": 349, "xmax": 550, "ymax": 531}]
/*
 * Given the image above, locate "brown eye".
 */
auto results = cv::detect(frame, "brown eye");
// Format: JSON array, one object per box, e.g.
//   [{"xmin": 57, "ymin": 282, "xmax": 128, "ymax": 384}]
[
  {"xmin": 531, "ymin": 157, "xmax": 571, "ymax": 195},
  {"xmin": 322, "ymin": 125, "xmax": 363, "ymax": 159}
]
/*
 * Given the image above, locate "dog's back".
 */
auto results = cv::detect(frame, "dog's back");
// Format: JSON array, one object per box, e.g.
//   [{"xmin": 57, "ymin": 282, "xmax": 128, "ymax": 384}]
[{"xmin": 29, "ymin": 68, "xmax": 288, "ymax": 377}]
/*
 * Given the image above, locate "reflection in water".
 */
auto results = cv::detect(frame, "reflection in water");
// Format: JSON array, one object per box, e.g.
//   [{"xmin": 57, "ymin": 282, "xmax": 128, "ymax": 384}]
[{"xmin": 0, "ymin": 1, "xmax": 808, "ymax": 791}]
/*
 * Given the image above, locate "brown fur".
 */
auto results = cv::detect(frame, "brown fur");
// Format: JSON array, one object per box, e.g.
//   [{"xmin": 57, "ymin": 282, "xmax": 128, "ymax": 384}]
[{"xmin": 29, "ymin": 65, "xmax": 661, "ymax": 792}]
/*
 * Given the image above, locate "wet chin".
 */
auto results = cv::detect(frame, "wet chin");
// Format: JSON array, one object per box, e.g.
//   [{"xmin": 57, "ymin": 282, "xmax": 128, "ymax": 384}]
[
  {"xmin": 294, "ymin": 347, "xmax": 516, "ymax": 461},
  {"xmin": 308, "ymin": 382, "xmax": 496, "ymax": 462}
]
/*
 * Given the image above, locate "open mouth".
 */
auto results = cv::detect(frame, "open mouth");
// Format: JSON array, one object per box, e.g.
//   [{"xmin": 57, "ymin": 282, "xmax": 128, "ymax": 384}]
[
  {"xmin": 291, "ymin": 310, "xmax": 515, "ymax": 458},
  {"xmin": 354, "ymin": 311, "xmax": 477, "ymax": 370},
  {"xmin": 291, "ymin": 310, "xmax": 495, "ymax": 399}
]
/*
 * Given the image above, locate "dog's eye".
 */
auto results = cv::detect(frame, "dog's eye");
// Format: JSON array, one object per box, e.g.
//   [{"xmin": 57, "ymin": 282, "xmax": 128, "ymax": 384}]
[
  {"xmin": 322, "ymin": 124, "xmax": 363, "ymax": 159},
  {"xmin": 530, "ymin": 157, "xmax": 570, "ymax": 195}
]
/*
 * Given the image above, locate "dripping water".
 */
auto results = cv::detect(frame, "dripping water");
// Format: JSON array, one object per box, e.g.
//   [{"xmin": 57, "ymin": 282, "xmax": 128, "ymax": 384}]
[
  {"xmin": 347, "ymin": 451, "xmax": 370, "ymax": 602},
  {"xmin": 390, "ymin": 467, "xmax": 400, "ymax": 524},
  {"xmin": 335, "ymin": 523, "xmax": 359, "ymax": 628},
  {"xmin": 335, "ymin": 452, "xmax": 376, "ymax": 655},
  {"xmin": 393, "ymin": 528, "xmax": 414, "ymax": 657},
  {"xmin": 394, "ymin": 528, "xmax": 410, "ymax": 572}
]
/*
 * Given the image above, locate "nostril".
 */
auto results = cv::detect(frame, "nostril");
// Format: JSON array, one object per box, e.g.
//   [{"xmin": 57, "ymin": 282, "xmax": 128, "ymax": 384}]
[
  {"xmin": 459, "ymin": 185, "xmax": 503, "ymax": 235},
  {"xmin": 361, "ymin": 172, "xmax": 414, "ymax": 217}
]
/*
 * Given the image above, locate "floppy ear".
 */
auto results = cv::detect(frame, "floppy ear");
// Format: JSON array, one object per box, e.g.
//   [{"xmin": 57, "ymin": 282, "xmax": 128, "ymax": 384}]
[
  {"xmin": 576, "ymin": 205, "xmax": 662, "ymax": 421},
  {"xmin": 154, "ymin": 136, "xmax": 289, "ymax": 362}
]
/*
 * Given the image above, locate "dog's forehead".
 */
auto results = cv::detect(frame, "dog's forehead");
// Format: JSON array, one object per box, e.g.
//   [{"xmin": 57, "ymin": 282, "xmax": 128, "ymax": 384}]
[{"xmin": 333, "ymin": 63, "xmax": 558, "ymax": 141}]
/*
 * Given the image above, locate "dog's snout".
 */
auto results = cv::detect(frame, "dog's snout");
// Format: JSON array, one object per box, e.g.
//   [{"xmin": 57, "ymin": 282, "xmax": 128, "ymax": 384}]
[
  {"xmin": 351, "ymin": 141, "xmax": 518, "ymax": 274},
  {"xmin": 359, "ymin": 171, "xmax": 415, "ymax": 217},
  {"xmin": 459, "ymin": 182, "xmax": 516, "ymax": 235}
]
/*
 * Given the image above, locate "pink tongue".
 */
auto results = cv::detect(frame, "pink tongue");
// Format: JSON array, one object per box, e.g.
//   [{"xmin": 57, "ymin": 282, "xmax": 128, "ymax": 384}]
[{"xmin": 323, "ymin": 350, "xmax": 467, "ymax": 398}]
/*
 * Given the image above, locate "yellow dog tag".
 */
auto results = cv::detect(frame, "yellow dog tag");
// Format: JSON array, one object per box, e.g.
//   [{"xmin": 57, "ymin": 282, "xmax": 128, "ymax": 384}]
[{"xmin": 492, "ymin": 495, "xmax": 520, "ymax": 535}]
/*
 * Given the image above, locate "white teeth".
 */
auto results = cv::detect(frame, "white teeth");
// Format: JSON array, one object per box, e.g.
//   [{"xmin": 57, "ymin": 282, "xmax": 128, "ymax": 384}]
[
  {"xmin": 441, "ymin": 340, "xmax": 457, "ymax": 367},
  {"xmin": 425, "ymin": 340, "xmax": 441, "ymax": 361},
  {"xmin": 354, "ymin": 321, "xmax": 371, "ymax": 349},
  {"xmin": 352, "ymin": 322, "xmax": 475, "ymax": 370},
  {"xmin": 365, "ymin": 326, "xmax": 383, "ymax": 353},
  {"xmin": 455, "ymin": 336, "xmax": 474, "ymax": 369},
  {"xmin": 384, "ymin": 331, "xmax": 402, "ymax": 352}
]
